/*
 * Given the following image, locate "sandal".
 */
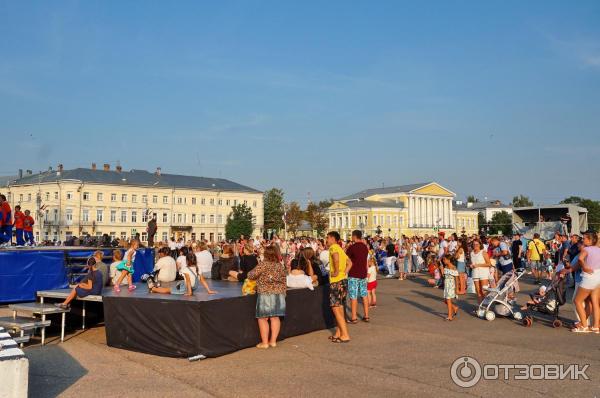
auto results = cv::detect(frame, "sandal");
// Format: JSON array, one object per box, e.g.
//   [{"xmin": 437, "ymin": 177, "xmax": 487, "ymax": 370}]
[
  {"xmin": 328, "ymin": 335, "xmax": 339, "ymax": 341},
  {"xmin": 445, "ymin": 317, "xmax": 454, "ymax": 321},
  {"xmin": 591, "ymin": 327, "xmax": 600, "ymax": 334},
  {"xmin": 331, "ymin": 337, "xmax": 350, "ymax": 343},
  {"xmin": 347, "ymin": 319, "xmax": 358, "ymax": 324},
  {"xmin": 256, "ymin": 343, "xmax": 270, "ymax": 349},
  {"xmin": 571, "ymin": 324, "xmax": 590, "ymax": 333},
  {"xmin": 362, "ymin": 317, "xmax": 370, "ymax": 323}
]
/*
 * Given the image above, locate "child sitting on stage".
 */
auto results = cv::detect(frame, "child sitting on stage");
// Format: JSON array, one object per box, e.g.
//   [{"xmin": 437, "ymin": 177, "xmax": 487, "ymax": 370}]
[
  {"xmin": 55, "ymin": 257, "xmax": 103, "ymax": 309},
  {"xmin": 150, "ymin": 252, "xmax": 216, "ymax": 295},
  {"xmin": 113, "ymin": 239, "xmax": 139, "ymax": 292}
]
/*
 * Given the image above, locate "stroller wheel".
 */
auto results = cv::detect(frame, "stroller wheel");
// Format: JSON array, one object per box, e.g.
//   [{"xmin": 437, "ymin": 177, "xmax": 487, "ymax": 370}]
[
  {"xmin": 522, "ymin": 317, "xmax": 532, "ymax": 327},
  {"xmin": 552, "ymin": 319, "xmax": 562, "ymax": 328},
  {"xmin": 485, "ymin": 311, "xmax": 495, "ymax": 321}
]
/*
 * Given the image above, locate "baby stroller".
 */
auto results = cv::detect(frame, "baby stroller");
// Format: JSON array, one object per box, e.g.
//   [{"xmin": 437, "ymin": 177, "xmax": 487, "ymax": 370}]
[
  {"xmin": 522, "ymin": 274, "xmax": 566, "ymax": 328},
  {"xmin": 477, "ymin": 268, "xmax": 526, "ymax": 322}
]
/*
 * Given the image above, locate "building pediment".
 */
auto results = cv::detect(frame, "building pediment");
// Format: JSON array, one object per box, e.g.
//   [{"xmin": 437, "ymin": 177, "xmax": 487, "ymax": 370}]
[{"xmin": 410, "ymin": 182, "xmax": 455, "ymax": 197}]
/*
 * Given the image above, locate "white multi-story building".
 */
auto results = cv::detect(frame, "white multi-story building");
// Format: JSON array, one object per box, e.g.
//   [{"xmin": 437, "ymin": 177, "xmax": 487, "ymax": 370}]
[{"xmin": 4, "ymin": 164, "xmax": 263, "ymax": 244}]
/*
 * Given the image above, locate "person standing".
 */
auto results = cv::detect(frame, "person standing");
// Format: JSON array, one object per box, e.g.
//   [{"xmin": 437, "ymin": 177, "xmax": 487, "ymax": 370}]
[
  {"xmin": 511, "ymin": 234, "xmax": 523, "ymax": 270},
  {"xmin": 527, "ymin": 233, "xmax": 547, "ymax": 284},
  {"xmin": 0, "ymin": 194, "xmax": 13, "ymax": 247},
  {"xmin": 23, "ymin": 210, "xmax": 35, "ymax": 246},
  {"xmin": 327, "ymin": 231, "xmax": 352, "ymax": 343},
  {"xmin": 147, "ymin": 215, "xmax": 157, "ymax": 248},
  {"xmin": 13, "ymin": 205, "xmax": 25, "ymax": 246},
  {"xmin": 491, "ymin": 237, "xmax": 513, "ymax": 276},
  {"xmin": 346, "ymin": 230, "xmax": 370, "ymax": 323}
]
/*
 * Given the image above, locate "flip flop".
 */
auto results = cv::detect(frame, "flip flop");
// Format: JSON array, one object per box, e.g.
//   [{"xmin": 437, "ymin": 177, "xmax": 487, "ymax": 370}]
[
  {"xmin": 347, "ymin": 319, "xmax": 358, "ymax": 324},
  {"xmin": 445, "ymin": 317, "xmax": 454, "ymax": 322},
  {"xmin": 362, "ymin": 317, "xmax": 370, "ymax": 323},
  {"xmin": 328, "ymin": 335, "xmax": 340, "ymax": 341},
  {"xmin": 331, "ymin": 337, "xmax": 350, "ymax": 343}
]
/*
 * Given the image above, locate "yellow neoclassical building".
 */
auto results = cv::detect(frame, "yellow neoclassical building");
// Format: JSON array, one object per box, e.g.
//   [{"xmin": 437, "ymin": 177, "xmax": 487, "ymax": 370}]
[
  {"xmin": 327, "ymin": 182, "xmax": 478, "ymax": 239},
  {"xmin": 4, "ymin": 164, "xmax": 263, "ymax": 244}
]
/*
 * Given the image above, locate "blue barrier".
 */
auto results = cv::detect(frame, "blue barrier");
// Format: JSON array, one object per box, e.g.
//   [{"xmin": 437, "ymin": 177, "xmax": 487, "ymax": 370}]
[{"xmin": 0, "ymin": 247, "xmax": 155, "ymax": 303}]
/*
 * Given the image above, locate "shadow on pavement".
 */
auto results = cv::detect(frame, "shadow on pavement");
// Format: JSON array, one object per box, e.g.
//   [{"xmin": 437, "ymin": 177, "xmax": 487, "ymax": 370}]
[
  {"xmin": 27, "ymin": 345, "xmax": 88, "ymax": 398},
  {"xmin": 395, "ymin": 296, "xmax": 444, "ymax": 318}
]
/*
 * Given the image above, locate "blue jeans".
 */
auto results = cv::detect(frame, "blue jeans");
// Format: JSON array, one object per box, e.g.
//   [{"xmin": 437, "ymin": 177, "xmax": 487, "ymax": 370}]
[
  {"xmin": 24, "ymin": 231, "xmax": 34, "ymax": 245},
  {"xmin": 0, "ymin": 225, "xmax": 12, "ymax": 244},
  {"xmin": 16, "ymin": 229, "xmax": 24, "ymax": 246}
]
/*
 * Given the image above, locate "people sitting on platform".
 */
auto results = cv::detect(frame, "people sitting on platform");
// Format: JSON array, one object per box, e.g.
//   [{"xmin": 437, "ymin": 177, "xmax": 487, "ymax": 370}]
[
  {"xmin": 55, "ymin": 257, "xmax": 103, "ymax": 309},
  {"xmin": 229, "ymin": 243, "xmax": 258, "ymax": 282},
  {"xmin": 110, "ymin": 249, "xmax": 127, "ymax": 286},
  {"xmin": 248, "ymin": 245, "xmax": 287, "ymax": 349},
  {"xmin": 286, "ymin": 254, "xmax": 315, "ymax": 291},
  {"xmin": 214, "ymin": 243, "xmax": 238, "ymax": 281},
  {"xmin": 153, "ymin": 246, "xmax": 177, "ymax": 283},
  {"xmin": 176, "ymin": 247, "xmax": 189, "ymax": 272},
  {"xmin": 113, "ymin": 239, "xmax": 139, "ymax": 292},
  {"xmin": 150, "ymin": 252, "xmax": 216, "ymax": 295},
  {"xmin": 92, "ymin": 250, "xmax": 109, "ymax": 287},
  {"xmin": 194, "ymin": 241, "xmax": 214, "ymax": 279}
]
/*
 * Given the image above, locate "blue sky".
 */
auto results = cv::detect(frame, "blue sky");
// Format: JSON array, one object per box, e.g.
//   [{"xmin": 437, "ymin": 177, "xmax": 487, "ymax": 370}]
[{"xmin": 1, "ymin": 1, "xmax": 599, "ymax": 205}]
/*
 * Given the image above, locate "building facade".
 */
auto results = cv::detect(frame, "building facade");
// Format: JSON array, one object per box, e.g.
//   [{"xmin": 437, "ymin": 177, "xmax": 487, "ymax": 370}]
[
  {"xmin": 4, "ymin": 165, "xmax": 263, "ymax": 244},
  {"xmin": 465, "ymin": 200, "xmax": 512, "ymax": 222},
  {"xmin": 327, "ymin": 182, "xmax": 478, "ymax": 239}
]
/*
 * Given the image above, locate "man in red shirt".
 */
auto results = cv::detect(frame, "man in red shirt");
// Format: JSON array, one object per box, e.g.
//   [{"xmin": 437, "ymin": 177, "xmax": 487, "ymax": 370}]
[
  {"xmin": 0, "ymin": 194, "xmax": 13, "ymax": 247},
  {"xmin": 14, "ymin": 205, "xmax": 25, "ymax": 246},
  {"xmin": 23, "ymin": 210, "xmax": 35, "ymax": 246},
  {"xmin": 345, "ymin": 230, "xmax": 371, "ymax": 323}
]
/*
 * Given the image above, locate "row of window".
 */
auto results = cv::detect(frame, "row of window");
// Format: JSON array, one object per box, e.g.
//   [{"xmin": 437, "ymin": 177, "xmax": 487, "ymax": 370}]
[
  {"xmin": 45, "ymin": 209, "xmax": 241, "ymax": 225},
  {"xmin": 38, "ymin": 231, "xmax": 225, "ymax": 243},
  {"xmin": 331, "ymin": 215, "xmax": 405, "ymax": 229}
]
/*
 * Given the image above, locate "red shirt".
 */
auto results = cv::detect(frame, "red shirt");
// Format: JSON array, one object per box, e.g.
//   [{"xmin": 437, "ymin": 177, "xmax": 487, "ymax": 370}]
[
  {"xmin": 0, "ymin": 202, "xmax": 11, "ymax": 226},
  {"xmin": 24, "ymin": 215, "xmax": 35, "ymax": 232},
  {"xmin": 14, "ymin": 210, "xmax": 25, "ymax": 229},
  {"xmin": 346, "ymin": 242, "xmax": 369, "ymax": 279}
]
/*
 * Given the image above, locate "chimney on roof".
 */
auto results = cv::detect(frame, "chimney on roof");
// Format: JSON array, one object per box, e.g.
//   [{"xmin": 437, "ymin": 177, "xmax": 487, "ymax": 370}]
[
  {"xmin": 91, "ymin": 163, "xmax": 97, "ymax": 171},
  {"xmin": 18, "ymin": 169, "xmax": 23, "ymax": 179},
  {"xmin": 103, "ymin": 164, "xmax": 110, "ymax": 171},
  {"xmin": 57, "ymin": 164, "xmax": 63, "ymax": 176},
  {"xmin": 116, "ymin": 165, "xmax": 122, "ymax": 173},
  {"xmin": 155, "ymin": 167, "xmax": 161, "ymax": 176}
]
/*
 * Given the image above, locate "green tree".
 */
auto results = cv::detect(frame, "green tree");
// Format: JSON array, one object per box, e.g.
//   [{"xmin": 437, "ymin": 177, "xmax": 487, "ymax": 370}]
[
  {"xmin": 225, "ymin": 204, "xmax": 254, "ymax": 241},
  {"xmin": 467, "ymin": 195, "xmax": 478, "ymax": 203},
  {"xmin": 263, "ymin": 188, "xmax": 285, "ymax": 232},
  {"xmin": 560, "ymin": 197, "xmax": 600, "ymax": 232},
  {"xmin": 285, "ymin": 202, "xmax": 303, "ymax": 237},
  {"xmin": 489, "ymin": 211, "xmax": 513, "ymax": 236},
  {"xmin": 512, "ymin": 195, "xmax": 533, "ymax": 207},
  {"xmin": 305, "ymin": 201, "xmax": 330, "ymax": 237}
]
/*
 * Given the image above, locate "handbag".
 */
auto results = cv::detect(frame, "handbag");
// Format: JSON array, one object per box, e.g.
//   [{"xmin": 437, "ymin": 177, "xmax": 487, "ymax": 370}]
[{"xmin": 242, "ymin": 279, "xmax": 256, "ymax": 295}]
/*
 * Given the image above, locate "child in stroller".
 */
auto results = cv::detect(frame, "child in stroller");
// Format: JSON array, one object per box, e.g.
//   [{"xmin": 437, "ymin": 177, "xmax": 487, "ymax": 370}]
[{"xmin": 521, "ymin": 272, "xmax": 566, "ymax": 328}]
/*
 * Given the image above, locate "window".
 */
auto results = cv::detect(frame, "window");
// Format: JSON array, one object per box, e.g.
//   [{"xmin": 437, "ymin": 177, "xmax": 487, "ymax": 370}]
[
  {"xmin": 96, "ymin": 210, "xmax": 103, "ymax": 222},
  {"xmin": 209, "ymin": 198, "xmax": 214, "ymax": 205},
  {"xmin": 177, "ymin": 197, "xmax": 183, "ymax": 204},
  {"xmin": 111, "ymin": 193, "xmax": 117, "ymax": 202},
  {"xmin": 253, "ymin": 200, "xmax": 257, "ymax": 208},
  {"xmin": 120, "ymin": 211, "xmax": 127, "ymax": 223},
  {"xmin": 387, "ymin": 216, "xmax": 391, "ymax": 225},
  {"xmin": 46, "ymin": 192, "xmax": 50, "ymax": 201},
  {"xmin": 177, "ymin": 213, "xmax": 182, "ymax": 223},
  {"xmin": 393, "ymin": 216, "xmax": 398, "ymax": 226},
  {"xmin": 83, "ymin": 192, "xmax": 90, "ymax": 201},
  {"xmin": 82, "ymin": 209, "xmax": 89, "ymax": 222},
  {"xmin": 142, "ymin": 195, "xmax": 147, "ymax": 204},
  {"xmin": 217, "ymin": 215, "xmax": 223, "ymax": 224},
  {"xmin": 201, "ymin": 198, "xmax": 205, "ymax": 205},
  {"xmin": 132, "ymin": 194, "xmax": 137, "ymax": 203},
  {"xmin": 226, "ymin": 199, "xmax": 230, "ymax": 206},
  {"xmin": 54, "ymin": 192, "xmax": 58, "ymax": 200},
  {"xmin": 19, "ymin": 194, "xmax": 23, "ymax": 202},
  {"xmin": 110, "ymin": 232, "xmax": 116, "ymax": 239},
  {"xmin": 152, "ymin": 195, "xmax": 158, "ymax": 204},
  {"xmin": 141, "ymin": 232, "xmax": 147, "ymax": 242},
  {"xmin": 191, "ymin": 214, "xmax": 196, "ymax": 223},
  {"xmin": 121, "ymin": 194, "xmax": 127, "ymax": 202},
  {"xmin": 27, "ymin": 193, "xmax": 32, "ymax": 202},
  {"xmin": 121, "ymin": 232, "xmax": 127, "ymax": 240},
  {"xmin": 97, "ymin": 192, "xmax": 103, "ymax": 201},
  {"xmin": 200, "ymin": 232, "xmax": 205, "ymax": 241},
  {"xmin": 191, "ymin": 232, "xmax": 196, "ymax": 241},
  {"xmin": 218, "ymin": 199, "xmax": 222, "ymax": 206},
  {"xmin": 209, "ymin": 215, "xmax": 215, "ymax": 224},
  {"xmin": 131, "ymin": 211, "xmax": 137, "ymax": 223},
  {"xmin": 142, "ymin": 212, "xmax": 148, "ymax": 223},
  {"xmin": 200, "ymin": 214, "xmax": 206, "ymax": 224},
  {"xmin": 66, "ymin": 192, "xmax": 73, "ymax": 200},
  {"xmin": 110, "ymin": 210, "xmax": 116, "ymax": 223},
  {"xmin": 192, "ymin": 198, "xmax": 196, "ymax": 205},
  {"xmin": 163, "ymin": 196, "xmax": 168, "ymax": 204},
  {"xmin": 400, "ymin": 216, "xmax": 404, "ymax": 225},
  {"xmin": 162, "ymin": 213, "xmax": 168, "ymax": 223},
  {"xmin": 233, "ymin": 199, "xmax": 237, "ymax": 206},
  {"xmin": 373, "ymin": 215, "xmax": 377, "ymax": 225},
  {"xmin": 66, "ymin": 209, "xmax": 73, "ymax": 222},
  {"xmin": 162, "ymin": 232, "xmax": 168, "ymax": 242}
]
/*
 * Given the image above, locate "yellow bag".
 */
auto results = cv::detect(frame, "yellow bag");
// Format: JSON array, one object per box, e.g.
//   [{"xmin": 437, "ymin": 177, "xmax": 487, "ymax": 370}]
[{"xmin": 242, "ymin": 279, "xmax": 256, "ymax": 296}]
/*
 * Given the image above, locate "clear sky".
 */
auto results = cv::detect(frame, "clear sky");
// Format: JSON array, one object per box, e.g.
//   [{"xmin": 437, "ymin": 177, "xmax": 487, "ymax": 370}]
[{"xmin": 1, "ymin": 1, "xmax": 599, "ymax": 206}]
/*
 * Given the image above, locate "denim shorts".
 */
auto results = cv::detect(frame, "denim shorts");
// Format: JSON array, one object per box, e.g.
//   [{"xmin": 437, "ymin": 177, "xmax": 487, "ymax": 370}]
[
  {"xmin": 170, "ymin": 281, "xmax": 197, "ymax": 295},
  {"xmin": 347, "ymin": 277, "xmax": 368, "ymax": 300},
  {"xmin": 256, "ymin": 293, "xmax": 286, "ymax": 318}
]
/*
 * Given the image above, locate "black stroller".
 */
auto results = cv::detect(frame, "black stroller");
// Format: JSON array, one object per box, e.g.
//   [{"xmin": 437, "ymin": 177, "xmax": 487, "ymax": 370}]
[{"xmin": 522, "ymin": 274, "xmax": 567, "ymax": 328}]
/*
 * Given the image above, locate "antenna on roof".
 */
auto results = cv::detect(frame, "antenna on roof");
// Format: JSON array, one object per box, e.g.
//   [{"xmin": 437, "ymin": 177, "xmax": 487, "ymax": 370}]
[{"xmin": 382, "ymin": 182, "xmax": 385, "ymax": 188}]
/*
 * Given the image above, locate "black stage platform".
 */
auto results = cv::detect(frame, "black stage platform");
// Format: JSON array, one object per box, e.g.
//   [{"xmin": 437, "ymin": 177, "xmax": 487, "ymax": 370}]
[{"xmin": 104, "ymin": 281, "xmax": 335, "ymax": 358}]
